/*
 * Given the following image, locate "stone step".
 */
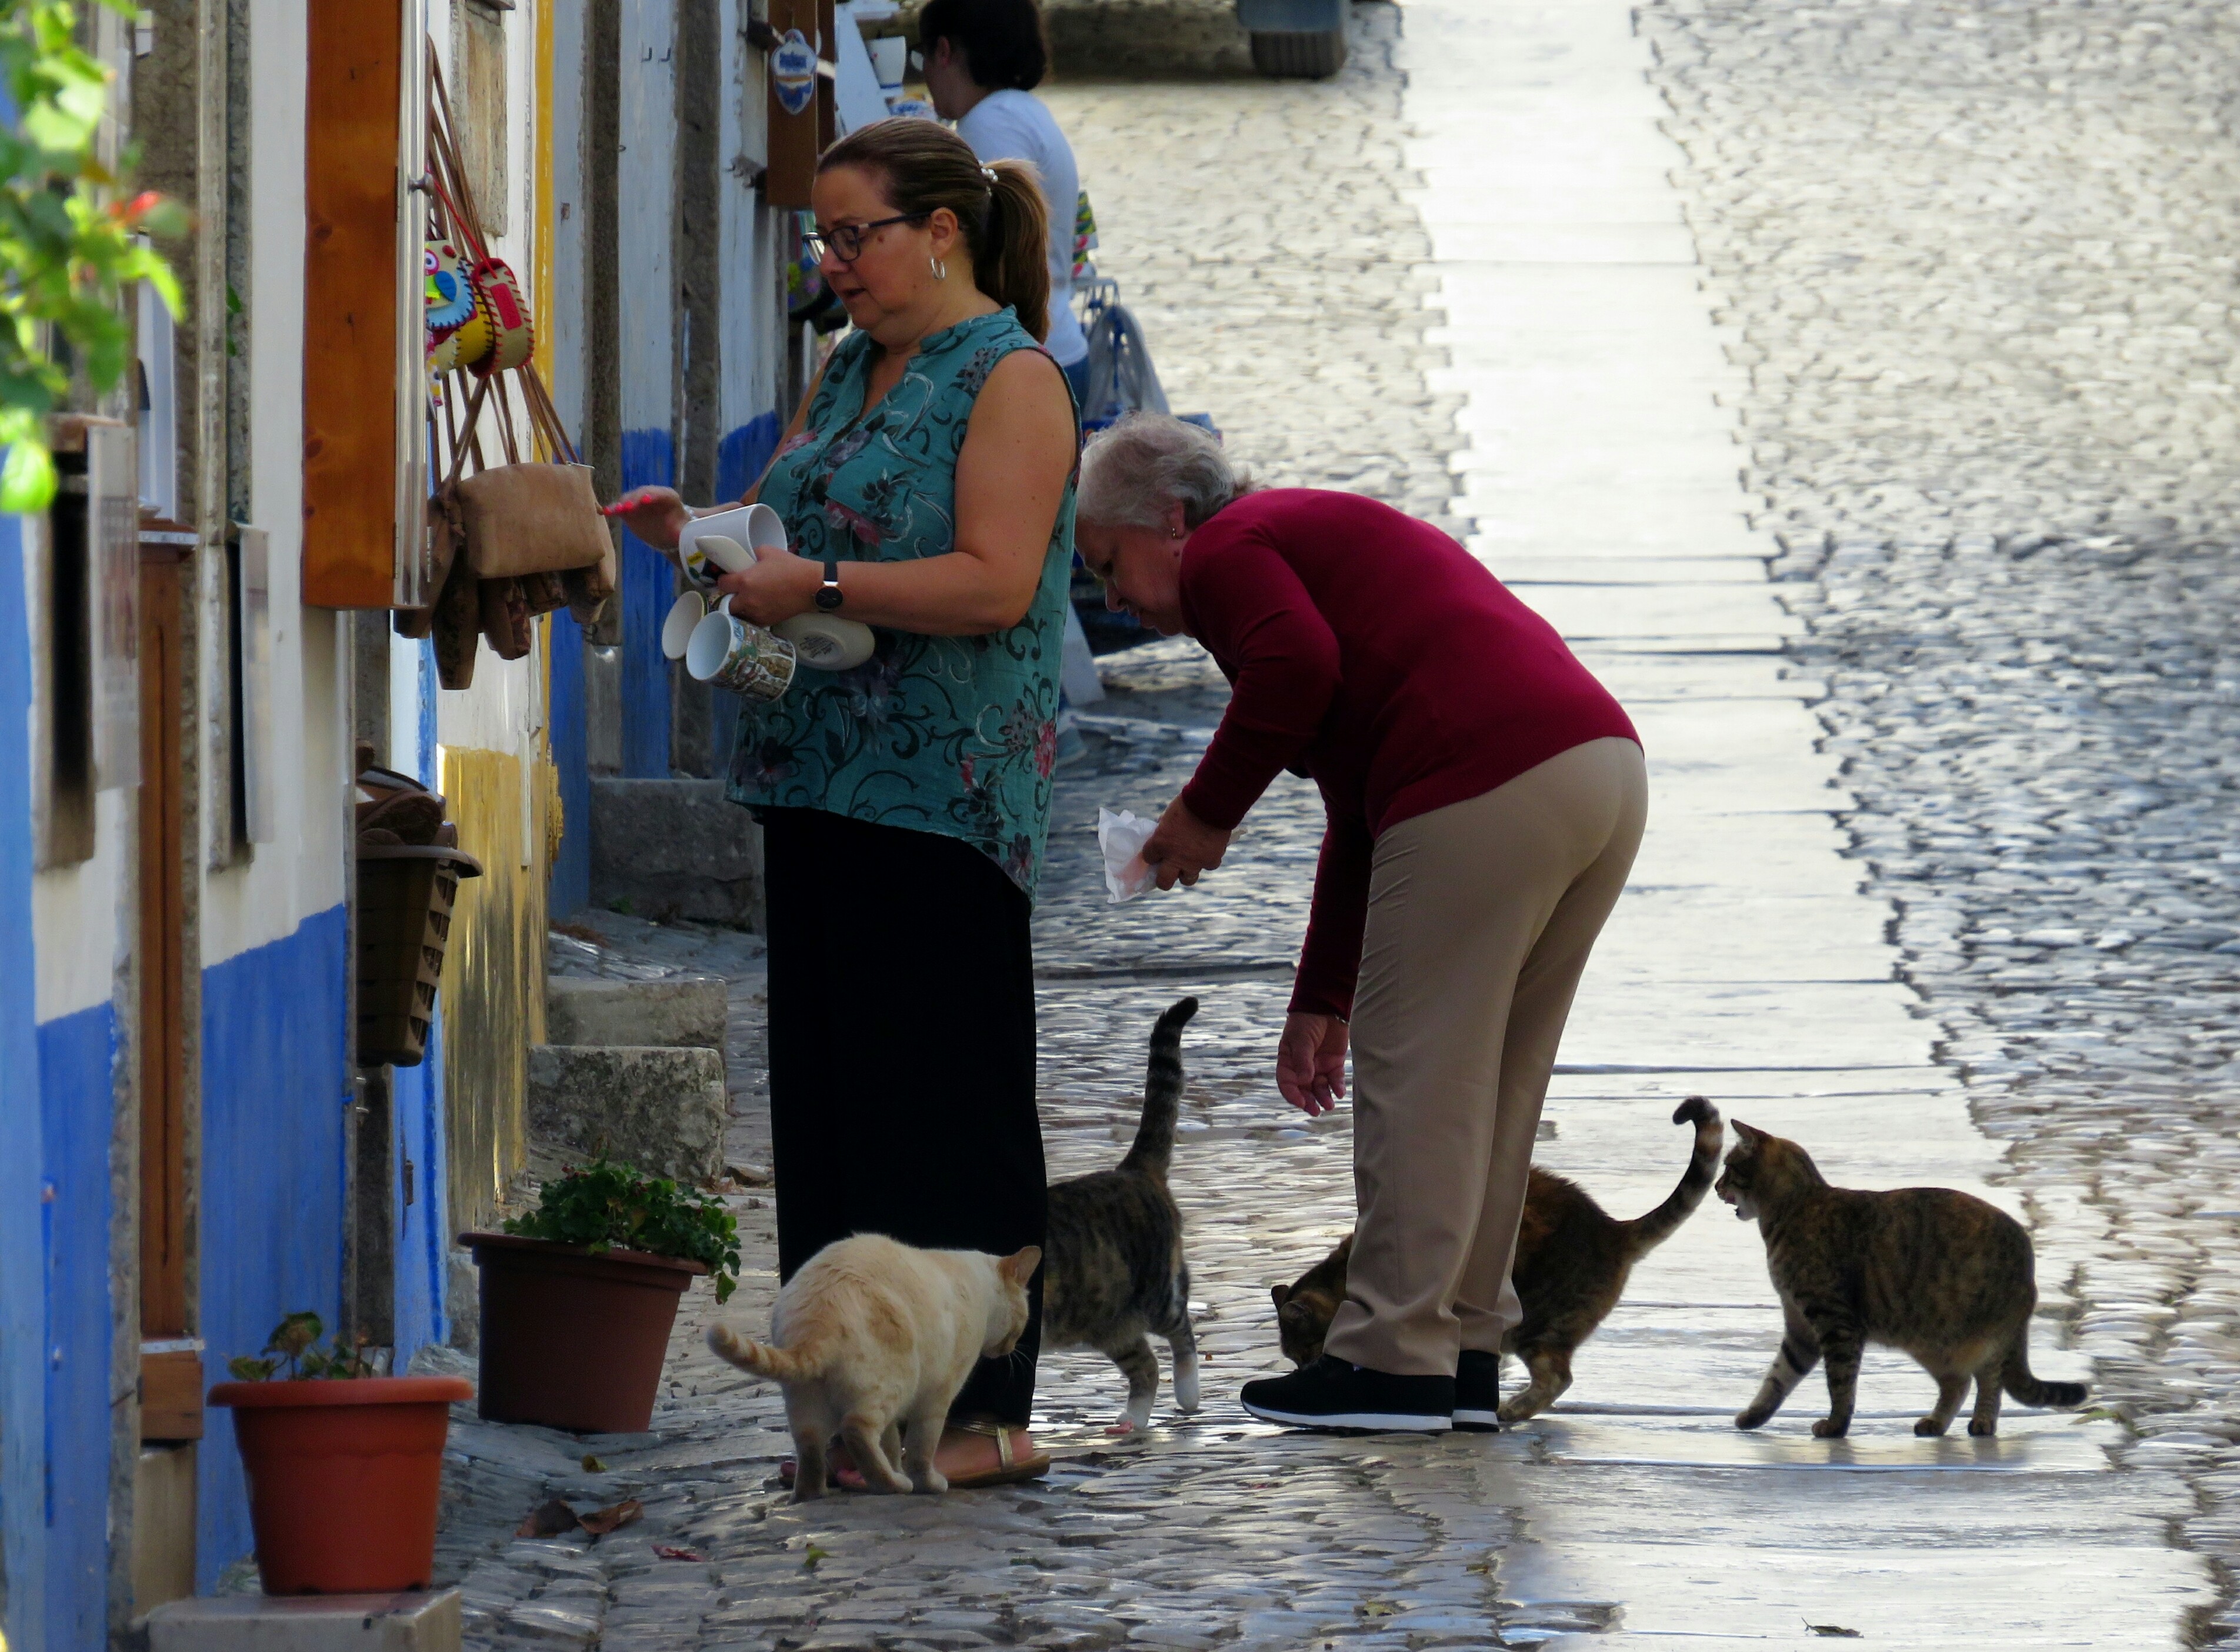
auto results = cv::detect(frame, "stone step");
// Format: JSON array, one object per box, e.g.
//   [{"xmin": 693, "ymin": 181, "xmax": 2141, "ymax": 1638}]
[
  {"xmin": 525, "ymin": 1044, "xmax": 726, "ymax": 1188},
  {"xmin": 146, "ymin": 1590, "xmax": 461, "ymax": 1651},
  {"xmin": 545, "ymin": 974, "xmax": 725, "ymax": 1050},
  {"xmin": 588, "ymin": 778, "xmax": 762, "ymax": 931}
]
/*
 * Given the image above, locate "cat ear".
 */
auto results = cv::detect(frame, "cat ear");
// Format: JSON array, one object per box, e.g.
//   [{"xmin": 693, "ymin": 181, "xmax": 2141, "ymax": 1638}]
[
  {"xmin": 1271, "ymin": 1284, "xmax": 1291, "ymax": 1310},
  {"xmin": 1000, "ymin": 1245, "xmax": 1043, "ymax": 1284},
  {"xmin": 1731, "ymin": 1121, "xmax": 1765, "ymax": 1147}
]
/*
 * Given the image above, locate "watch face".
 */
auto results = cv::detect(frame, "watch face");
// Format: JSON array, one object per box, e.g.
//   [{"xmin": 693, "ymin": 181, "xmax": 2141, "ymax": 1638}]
[{"xmin": 815, "ymin": 586, "xmax": 844, "ymax": 611}]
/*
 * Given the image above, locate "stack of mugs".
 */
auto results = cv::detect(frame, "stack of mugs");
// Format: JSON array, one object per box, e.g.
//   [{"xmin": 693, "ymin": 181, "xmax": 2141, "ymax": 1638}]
[{"xmin": 661, "ymin": 505, "xmax": 876, "ymax": 702}]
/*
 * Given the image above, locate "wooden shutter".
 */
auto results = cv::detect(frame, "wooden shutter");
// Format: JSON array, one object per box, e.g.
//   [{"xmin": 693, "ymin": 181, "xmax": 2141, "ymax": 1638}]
[{"xmin": 302, "ymin": 0, "xmax": 431, "ymax": 609}]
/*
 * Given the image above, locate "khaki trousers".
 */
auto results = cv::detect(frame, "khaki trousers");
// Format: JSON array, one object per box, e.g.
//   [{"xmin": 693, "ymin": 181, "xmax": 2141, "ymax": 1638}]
[{"xmin": 1322, "ymin": 737, "xmax": 1648, "ymax": 1377}]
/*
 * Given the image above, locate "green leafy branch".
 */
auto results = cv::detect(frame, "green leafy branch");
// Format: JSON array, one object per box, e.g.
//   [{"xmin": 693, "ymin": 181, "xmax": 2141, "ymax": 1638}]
[
  {"xmin": 504, "ymin": 1159, "xmax": 744, "ymax": 1304},
  {"xmin": 226, "ymin": 1311, "xmax": 379, "ymax": 1381},
  {"xmin": 0, "ymin": 0, "xmax": 185, "ymax": 512}
]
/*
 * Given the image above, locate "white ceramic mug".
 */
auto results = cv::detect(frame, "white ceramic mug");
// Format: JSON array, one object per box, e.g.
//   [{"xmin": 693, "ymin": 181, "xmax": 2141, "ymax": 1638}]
[
  {"xmin": 685, "ymin": 596, "xmax": 797, "ymax": 702},
  {"xmin": 661, "ymin": 590, "xmax": 708, "ymax": 660}
]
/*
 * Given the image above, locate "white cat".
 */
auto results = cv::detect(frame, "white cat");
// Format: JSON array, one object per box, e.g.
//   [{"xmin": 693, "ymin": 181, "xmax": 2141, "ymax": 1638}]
[{"xmin": 706, "ymin": 1233, "xmax": 1040, "ymax": 1502}]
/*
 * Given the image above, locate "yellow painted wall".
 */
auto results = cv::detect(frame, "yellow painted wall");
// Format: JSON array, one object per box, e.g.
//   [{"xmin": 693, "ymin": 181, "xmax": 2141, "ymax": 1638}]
[{"xmin": 436, "ymin": 747, "xmax": 554, "ymax": 1233}]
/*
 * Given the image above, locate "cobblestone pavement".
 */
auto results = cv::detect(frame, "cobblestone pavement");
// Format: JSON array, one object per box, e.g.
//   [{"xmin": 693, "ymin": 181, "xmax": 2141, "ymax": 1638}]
[
  {"xmin": 421, "ymin": 0, "xmax": 2235, "ymax": 1644},
  {"xmin": 1042, "ymin": 4, "xmax": 1468, "ymax": 534},
  {"xmin": 1643, "ymin": 0, "xmax": 2240, "ymax": 1637}
]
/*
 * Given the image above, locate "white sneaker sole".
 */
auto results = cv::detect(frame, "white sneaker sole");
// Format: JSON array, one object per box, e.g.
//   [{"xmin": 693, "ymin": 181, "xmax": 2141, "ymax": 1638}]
[
  {"xmin": 1241, "ymin": 1400, "xmax": 1453, "ymax": 1433},
  {"xmin": 1452, "ymin": 1407, "xmax": 1501, "ymax": 1431}
]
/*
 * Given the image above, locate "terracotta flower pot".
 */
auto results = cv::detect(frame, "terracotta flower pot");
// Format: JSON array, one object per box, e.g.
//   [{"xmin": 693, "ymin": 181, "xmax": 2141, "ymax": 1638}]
[
  {"xmin": 461, "ymin": 1232, "xmax": 708, "ymax": 1434},
  {"xmin": 206, "ymin": 1374, "xmax": 472, "ymax": 1595}
]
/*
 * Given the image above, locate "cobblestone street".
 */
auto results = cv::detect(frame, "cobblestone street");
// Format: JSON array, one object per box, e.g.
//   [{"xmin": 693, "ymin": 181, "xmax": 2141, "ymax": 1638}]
[{"xmin": 426, "ymin": 1, "xmax": 2235, "ymax": 1646}]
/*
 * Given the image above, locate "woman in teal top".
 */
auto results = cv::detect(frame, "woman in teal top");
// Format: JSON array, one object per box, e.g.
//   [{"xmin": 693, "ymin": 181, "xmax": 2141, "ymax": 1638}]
[{"xmin": 611, "ymin": 119, "xmax": 1076, "ymax": 1490}]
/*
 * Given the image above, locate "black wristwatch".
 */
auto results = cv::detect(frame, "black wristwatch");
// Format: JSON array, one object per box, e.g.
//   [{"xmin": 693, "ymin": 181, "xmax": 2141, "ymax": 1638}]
[{"xmin": 814, "ymin": 554, "xmax": 844, "ymax": 611}]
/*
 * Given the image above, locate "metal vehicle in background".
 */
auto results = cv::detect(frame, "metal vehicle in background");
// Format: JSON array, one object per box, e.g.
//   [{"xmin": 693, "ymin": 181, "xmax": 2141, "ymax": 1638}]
[{"xmin": 1238, "ymin": 0, "xmax": 1347, "ymax": 79}]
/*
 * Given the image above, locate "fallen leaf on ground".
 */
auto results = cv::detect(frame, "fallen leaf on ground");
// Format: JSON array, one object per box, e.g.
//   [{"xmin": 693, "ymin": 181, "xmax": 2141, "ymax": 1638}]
[
  {"xmin": 516, "ymin": 1498, "xmax": 581, "ymax": 1538},
  {"xmin": 578, "ymin": 1498, "xmax": 643, "ymax": 1538},
  {"xmin": 581, "ymin": 1454, "xmax": 607, "ymax": 1473},
  {"xmin": 1806, "ymin": 1626, "xmax": 1862, "ymax": 1638},
  {"xmin": 803, "ymin": 1544, "xmax": 830, "ymax": 1570},
  {"xmin": 654, "ymin": 1544, "xmax": 704, "ymax": 1561},
  {"xmin": 1361, "ymin": 1603, "xmax": 1397, "ymax": 1618}
]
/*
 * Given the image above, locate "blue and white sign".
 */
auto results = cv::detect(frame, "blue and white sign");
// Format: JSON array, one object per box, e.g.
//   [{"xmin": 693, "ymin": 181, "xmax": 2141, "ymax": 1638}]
[{"xmin": 772, "ymin": 28, "xmax": 819, "ymax": 118}]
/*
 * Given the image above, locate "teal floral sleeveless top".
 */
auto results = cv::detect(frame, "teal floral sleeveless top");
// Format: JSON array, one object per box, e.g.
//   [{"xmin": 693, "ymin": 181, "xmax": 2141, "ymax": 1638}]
[{"xmin": 727, "ymin": 308, "xmax": 1076, "ymax": 896}]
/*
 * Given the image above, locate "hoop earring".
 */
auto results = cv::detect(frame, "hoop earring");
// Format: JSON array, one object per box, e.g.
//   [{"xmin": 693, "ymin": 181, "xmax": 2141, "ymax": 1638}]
[{"xmin": 930, "ymin": 255, "xmax": 948, "ymax": 281}]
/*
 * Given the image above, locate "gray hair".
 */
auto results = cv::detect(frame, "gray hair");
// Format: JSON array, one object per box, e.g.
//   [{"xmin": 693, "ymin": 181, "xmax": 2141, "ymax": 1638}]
[{"xmin": 1078, "ymin": 413, "xmax": 1249, "ymax": 531}]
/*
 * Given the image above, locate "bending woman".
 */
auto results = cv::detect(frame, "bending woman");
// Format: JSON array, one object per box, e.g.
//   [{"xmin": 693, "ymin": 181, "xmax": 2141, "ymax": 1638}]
[
  {"xmin": 609, "ymin": 119, "xmax": 1078, "ymax": 1486},
  {"xmin": 1074, "ymin": 415, "xmax": 1644, "ymax": 1435}
]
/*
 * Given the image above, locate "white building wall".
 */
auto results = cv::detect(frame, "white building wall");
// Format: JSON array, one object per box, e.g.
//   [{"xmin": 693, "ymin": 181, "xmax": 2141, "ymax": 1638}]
[{"xmin": 199, "ymin": 0, "xmax": 348, "ymax": 971}]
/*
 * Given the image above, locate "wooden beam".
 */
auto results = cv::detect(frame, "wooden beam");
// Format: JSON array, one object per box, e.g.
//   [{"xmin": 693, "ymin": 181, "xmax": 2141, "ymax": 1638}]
[{"xmin": 302, "ymin": 0, "xmax": 406, "ymax": 609}]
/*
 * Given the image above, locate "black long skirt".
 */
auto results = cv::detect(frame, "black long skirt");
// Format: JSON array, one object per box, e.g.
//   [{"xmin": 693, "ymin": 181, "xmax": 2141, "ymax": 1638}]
[{"xmin": 760, "ymin": 806, "xmax": 1045, "ymax": 1425}]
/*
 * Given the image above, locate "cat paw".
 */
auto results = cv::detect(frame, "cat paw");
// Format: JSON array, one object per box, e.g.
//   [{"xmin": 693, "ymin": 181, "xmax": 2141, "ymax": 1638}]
[
  {"xmin": 912, "ymin": 1470, "xmax": 949, "ymax": 1494},
  {"xmin": 1105, "ymin": 1419, "xmax": 1138, "ymax": 1436},
  {"xmin": 1811, "ymin": 1417, "xmax": 1849, "ymax": 1438},
  {"xmin": 1913, "ymin": 1417, "xmax": 1949, "ymax": 1437},
  {"xmin": 1496, "ymin": 1399, "xmax": 1540, "ymax": 1424},
  {"xmin": 790, "ymin": 1481, "xmax": 828, "ymax": 1504},
  {"xmin": 1734, "ymin": 1410, "xmax": 1770, "ymax": 1431},
  {"xmin": 1967, "ymin": 1418, "xmax": 1998, "ymax": 1438}
]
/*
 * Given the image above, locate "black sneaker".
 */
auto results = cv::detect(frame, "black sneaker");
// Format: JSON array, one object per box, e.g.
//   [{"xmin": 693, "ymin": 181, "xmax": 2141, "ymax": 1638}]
[
  {"xmin": 1454, "ymin": 1350, "xmax": 1501, "ymax": 1433},
  {"xmin": 1240, "ymin": 1355, "xmax": 1454, "ymax": 1433}
]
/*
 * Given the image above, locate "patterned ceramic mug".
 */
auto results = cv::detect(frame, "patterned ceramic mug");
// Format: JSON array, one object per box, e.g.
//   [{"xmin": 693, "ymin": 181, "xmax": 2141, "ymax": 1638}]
[{"xmin": 685, "ymin": 595, "xmax": 797, "ymax": 702}]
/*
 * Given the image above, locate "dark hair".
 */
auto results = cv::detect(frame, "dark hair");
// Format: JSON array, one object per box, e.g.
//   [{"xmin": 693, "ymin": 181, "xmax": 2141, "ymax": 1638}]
[
  {"xmin": 819, "ymin": 118, "xmax": 1052, "ymax": 343},
  {"xmin": 916, "ymin": 0, "xmax": 1049, "ymax": 92}
]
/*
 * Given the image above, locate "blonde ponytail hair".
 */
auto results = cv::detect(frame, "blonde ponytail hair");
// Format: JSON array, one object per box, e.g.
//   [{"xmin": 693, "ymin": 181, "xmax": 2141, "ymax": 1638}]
[{"xmin": 819, "ymin": 119, "xmax": 1053, "ymax": 343}]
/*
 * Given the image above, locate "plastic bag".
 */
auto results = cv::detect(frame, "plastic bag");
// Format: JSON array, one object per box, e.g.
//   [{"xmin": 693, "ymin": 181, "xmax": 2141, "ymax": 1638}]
[{"xmin": 1098, "ymin": 807, "xmax": 1158, "ymax": 904}]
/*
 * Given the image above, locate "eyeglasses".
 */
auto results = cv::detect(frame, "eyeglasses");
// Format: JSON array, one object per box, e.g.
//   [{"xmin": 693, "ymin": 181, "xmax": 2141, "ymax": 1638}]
[{"xmin": 803, "ymin": 213, "xmax": 929, "ymax": 264}]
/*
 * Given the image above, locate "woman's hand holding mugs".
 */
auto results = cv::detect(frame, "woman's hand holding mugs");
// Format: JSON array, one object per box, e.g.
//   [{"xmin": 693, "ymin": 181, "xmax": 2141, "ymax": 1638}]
[
  {"xmin": 1143, "ymin": 795, "xmax": 1231, "ymax": 891},
  {"xmin": 603, "ymin": 487, "xmax": 694, "ymax": 552},
  {"xmin": 1276, "ymin": 1012, "xmax": 1348, "ymax": 1116},
  {"xmin": 712, "ymin": 541, "xmax": 823, "ymax": 628}
]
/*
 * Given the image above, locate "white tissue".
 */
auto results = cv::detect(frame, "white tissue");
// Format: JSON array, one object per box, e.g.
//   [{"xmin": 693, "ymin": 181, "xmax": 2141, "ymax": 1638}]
[{"xmin": 1098, "ymin": 807, "xmax": 1158, "ymax": 904}]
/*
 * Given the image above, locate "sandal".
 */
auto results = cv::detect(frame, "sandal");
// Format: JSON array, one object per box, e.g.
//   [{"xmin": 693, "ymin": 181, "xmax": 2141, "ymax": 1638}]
[{"xmin": 939, "ymin": 1418, "xmax": 1050, "ymax": 1490}]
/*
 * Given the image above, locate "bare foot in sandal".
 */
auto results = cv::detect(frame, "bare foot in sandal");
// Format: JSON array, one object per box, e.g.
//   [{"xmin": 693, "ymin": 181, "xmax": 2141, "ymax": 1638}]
[{"xmin": 936, "ymin": 1418, "xmax": 1048, "ymax": 1488}]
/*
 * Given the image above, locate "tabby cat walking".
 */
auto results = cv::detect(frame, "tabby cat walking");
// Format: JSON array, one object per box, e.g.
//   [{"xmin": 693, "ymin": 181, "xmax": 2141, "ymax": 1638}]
[
  {"xmin": 1273, "ymin": 1097, "xmax": 1723, "ymax": 1423},
  {"xmin": 1717, "ymin": 1121, "xmax": 2086, "ymax": 1438},
  {"xmin": 1042, "ymin": 998, "xmax": 1202, "ymax": 1432}
]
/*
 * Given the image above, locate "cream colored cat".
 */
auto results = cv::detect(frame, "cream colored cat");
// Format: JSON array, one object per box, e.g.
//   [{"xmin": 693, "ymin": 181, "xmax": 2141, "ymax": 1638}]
[{"xmin": 706, "ymin": 1233, "xmax": 1040, "ymax": 1503}]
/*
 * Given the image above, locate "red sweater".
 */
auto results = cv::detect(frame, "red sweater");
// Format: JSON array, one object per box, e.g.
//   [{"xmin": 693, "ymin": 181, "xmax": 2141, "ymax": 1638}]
[{"xmin": 1176, "ymin": 489, "xmax": 1639, "ymax": 1020}]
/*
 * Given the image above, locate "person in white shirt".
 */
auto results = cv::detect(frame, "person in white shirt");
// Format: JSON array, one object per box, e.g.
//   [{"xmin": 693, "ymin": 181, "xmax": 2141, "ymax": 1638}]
[{"xmin": 918, "ymin": 0, "xmax": 1091, "ymax": 404}]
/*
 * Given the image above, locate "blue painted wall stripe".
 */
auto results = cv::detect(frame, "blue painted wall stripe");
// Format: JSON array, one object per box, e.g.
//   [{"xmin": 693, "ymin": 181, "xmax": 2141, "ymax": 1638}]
[
  {"xmin": 35, "ymin": 1004, "xmax": 115, "ymax": 1652},
  {"xmin": 1, "ymin": 508, "xmax": 49, "ymax": 1650},
  {"xmin": 547, "ymin": 607, "xmax": 591, "ymax": 916},
  {"xmin": 715, "ymin": 411, "xmax": 781, "ymax": 504},
  {"xmin": 388, "ymin": 1004, "xmax": 448, "ymax": 1365},
  {"xmin": 618, "ymin": 428, "xmax": 675, "ymax": 781},
  {"xmin": 194, "ymin": 907, "xmax": 350, "ymax": 1588}
]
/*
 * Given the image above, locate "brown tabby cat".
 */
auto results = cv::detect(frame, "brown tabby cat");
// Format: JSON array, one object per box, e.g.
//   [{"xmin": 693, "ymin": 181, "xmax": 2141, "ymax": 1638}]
[
  {"xmin": 1273, "ymin": 1097, "xmax": 1723, "ymax": 1423},
  {"xmin": 1716, "ymin": 1120, "xmax": 2087, "ymax": 1438},
  {"xmin": 1042, "ymin": 998, "xmax": 1201, "ymax": 1433}
]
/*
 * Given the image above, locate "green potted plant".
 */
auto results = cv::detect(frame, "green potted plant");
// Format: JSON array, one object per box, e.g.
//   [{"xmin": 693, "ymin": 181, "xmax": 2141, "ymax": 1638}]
[
  {"xmin": 205, "ymin": 1313, "xmax": 472, "ymax": 1594},
  {"xmin": 461, "ymin": 1159, "xmax": 741, "ymax": 1434}
]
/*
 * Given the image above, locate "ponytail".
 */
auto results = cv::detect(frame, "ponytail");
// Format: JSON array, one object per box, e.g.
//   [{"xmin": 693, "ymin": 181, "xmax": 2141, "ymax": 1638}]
[
  {"xmin": 979, "ymin": 157, "xmax": 1051, "ymax": 344},
  {"xmin": 819, "ymin": 118, "xmax": 1054, "ymax": 344}
]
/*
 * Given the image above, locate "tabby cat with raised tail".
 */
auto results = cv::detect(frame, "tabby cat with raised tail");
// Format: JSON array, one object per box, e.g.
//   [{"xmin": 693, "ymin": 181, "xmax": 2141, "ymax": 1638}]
[
  {"xmin": 1718, "ymin": 1121, "xmax": 2087, "ymax": 1438},
  {"xmin": 1274, "ymin": 1097, "xmax": 1724, "ymax": 1423},
  {"xmin": 1042, "ymin": 998, "xmax": 1202, "ymax": 1433}
]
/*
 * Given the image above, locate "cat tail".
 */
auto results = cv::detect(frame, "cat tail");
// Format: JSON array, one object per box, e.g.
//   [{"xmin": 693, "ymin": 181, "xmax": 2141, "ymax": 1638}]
[
  {"xmin": 2001, "ymin": 1345, "xmax": 2088, "ymax": 1410},
  {"xmin": 1619, "ymin": 1097, "xmax": 1725, "ymax": 1259},
  {"xmin": 1119, "ymin": 997, "xmax": 1200, "ymax": 1180},
  {"xmin": 705, "ymin": 1323, "xmax": 826, "ymax": 1384}
]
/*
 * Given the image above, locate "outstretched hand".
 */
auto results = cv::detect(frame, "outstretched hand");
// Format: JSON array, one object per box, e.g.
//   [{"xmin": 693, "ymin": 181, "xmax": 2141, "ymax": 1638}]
[
  {"xmin": 603, "ymin": 486, "xmax": 694, "ymax": 552},
  {"xmin": 1276, "ymin": 1012, "xmax": 1348, "ymax": 1116},
  {"xmin": 1142, "ymin": 795, "xmax": 1232, "ymax": 891}
]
